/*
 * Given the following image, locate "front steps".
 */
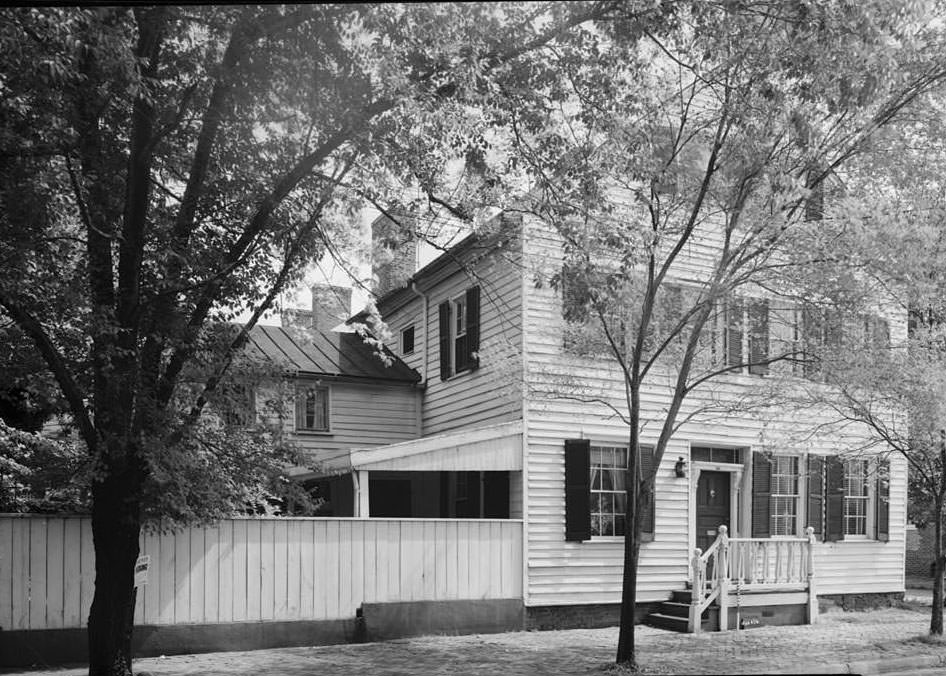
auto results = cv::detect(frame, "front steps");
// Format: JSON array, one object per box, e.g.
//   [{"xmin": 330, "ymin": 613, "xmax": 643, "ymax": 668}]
[{"xmin": 646, "ymin": 590, "xmax": 718, "ymax": 633}]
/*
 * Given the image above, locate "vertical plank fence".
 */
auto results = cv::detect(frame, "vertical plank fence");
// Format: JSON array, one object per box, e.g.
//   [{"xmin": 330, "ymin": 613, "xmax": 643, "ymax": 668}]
[{"xmin": 0, "ymin": 515, "xmax": 523, "ymax": 631}]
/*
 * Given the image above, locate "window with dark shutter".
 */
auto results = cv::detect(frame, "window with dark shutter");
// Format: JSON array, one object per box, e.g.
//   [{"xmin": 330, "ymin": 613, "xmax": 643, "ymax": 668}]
[
  {"xmin": 748, "ymin": 299, "xmax": 769, "ymax": 375},
  {"xmin": 876, "ymin": 458, "xmax": 890, "ymax": 542},
  {"xmin": 824, "ymin": 455, "xmax": 844, "ymax": 542},
  {"xmin": 751, "ymin": 453, "xmax": 771, "ymax": 537},
  {"xmin": 438, "ymin": 301, "xmax": 451, "ymax": 380},
  {"xmin": 440, "ymin": 287, "xmax": 481, "ymax": 379},
  {"xmin": 807, "ymin": 455, "xmax": 825, "ymax": 539},
  {"xmin": 564, "ymin": 439, "xmax": 591, "ymax": 541}
]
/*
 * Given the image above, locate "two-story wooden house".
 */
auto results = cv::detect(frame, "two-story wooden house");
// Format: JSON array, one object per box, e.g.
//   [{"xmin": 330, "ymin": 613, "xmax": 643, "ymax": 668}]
[{"xmin": 276, "ymin": 211, "xmax": 904, "ymax": 634}]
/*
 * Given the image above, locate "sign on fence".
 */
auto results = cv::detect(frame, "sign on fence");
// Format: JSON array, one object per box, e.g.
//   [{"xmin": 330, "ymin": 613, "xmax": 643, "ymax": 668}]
[{"xmin": 134, "ymin": 555, "xmax": 150, "ymax": 588}]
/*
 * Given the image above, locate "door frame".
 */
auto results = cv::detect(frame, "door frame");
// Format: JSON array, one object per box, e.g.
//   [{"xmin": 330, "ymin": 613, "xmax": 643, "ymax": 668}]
[{"xmin": 688, "ymin": 459, "xmax": 745, "ymax": 557}]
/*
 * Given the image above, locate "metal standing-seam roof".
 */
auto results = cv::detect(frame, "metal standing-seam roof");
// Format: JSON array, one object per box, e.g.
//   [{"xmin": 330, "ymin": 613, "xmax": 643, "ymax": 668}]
[{"xmin": 245, "ymin": 324, "xmax": 421, "ymax": 383}]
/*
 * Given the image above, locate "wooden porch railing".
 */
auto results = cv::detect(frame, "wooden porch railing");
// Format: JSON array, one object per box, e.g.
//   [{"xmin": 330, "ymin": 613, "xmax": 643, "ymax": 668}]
[{"xmin": 689, "ymin": 525, "xmax": 817, "ymax": 633}]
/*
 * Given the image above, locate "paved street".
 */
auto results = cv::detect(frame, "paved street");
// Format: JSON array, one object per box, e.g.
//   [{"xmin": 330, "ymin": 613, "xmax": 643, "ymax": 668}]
[{"xmin": 4, "ymin": 604, "xmax": 946, "ymax": 675}]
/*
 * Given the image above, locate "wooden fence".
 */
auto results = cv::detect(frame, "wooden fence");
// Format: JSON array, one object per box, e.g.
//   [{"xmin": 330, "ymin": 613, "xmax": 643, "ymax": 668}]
[{"xmin": 0, "ymin": 515, "xmax": 523, "ymax": 631}]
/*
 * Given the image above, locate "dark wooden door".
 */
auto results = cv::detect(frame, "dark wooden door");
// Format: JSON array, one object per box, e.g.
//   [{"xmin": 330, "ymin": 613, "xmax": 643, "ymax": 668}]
[{"xmin": 696, "ymin": 471, "xmax": 731, "ymax": 553}]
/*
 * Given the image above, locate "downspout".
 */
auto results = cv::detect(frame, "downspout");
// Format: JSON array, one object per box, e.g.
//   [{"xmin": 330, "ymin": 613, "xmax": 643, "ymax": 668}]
[
  {"xmin": 410, "ymin": 280, "xmax": 428, "ymax": 438},
  {"xmin": 410, "ymin": 281, "xmax": 429, "ymax": 385}
]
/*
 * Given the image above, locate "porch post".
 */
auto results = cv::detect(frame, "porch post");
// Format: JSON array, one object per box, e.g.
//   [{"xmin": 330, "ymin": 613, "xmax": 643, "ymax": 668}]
[
  {"xmin": 353, "ymin": 470, "xmax": 370, "ymax": 517},
  {"xmin": 718, "ymin": 525, "xmax": 729, "ymax": 631},
  {"xmin": 806, "ymin": 526, "xmax": 818, "ymax": 624},
  {"xmin": 689, "ymin": 547, "xmax": 703, "ymax": 634}
]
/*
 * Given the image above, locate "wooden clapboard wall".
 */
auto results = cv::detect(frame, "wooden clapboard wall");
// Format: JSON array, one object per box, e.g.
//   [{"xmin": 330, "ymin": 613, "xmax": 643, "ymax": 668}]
[{"xmin": 0, "ymin": 516, "xmax": 523, "ymax": 631}]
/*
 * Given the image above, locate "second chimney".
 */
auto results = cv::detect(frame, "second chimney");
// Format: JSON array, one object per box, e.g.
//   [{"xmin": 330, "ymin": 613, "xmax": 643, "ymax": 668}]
[{"xmin": 372, "ymin": 212, "xmax": 418, "ymax": 297}]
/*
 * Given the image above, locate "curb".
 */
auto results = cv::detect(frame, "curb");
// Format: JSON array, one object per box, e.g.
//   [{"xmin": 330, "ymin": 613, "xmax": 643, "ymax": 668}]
[{"xmin": 769, "ymin": 653, "xmax": 946, "ymax": 674}]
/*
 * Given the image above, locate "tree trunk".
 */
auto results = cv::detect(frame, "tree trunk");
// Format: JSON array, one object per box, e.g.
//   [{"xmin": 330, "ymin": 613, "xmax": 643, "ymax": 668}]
[
  {"xmin": 87, "ymin": 475, "xmax": 142, "ymax": 676},
  {"xmin": 616, "ymin": 483, "xmax": 646, "ymax": 664},
  {"xmin": 932, "ymin": 499, "xmax": 944, "ymax": 636}
]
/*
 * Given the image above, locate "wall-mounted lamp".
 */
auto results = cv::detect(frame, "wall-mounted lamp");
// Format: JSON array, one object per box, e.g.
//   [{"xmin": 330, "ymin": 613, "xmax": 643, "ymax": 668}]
[{"xmin": 674, "ymin": 457, "xmax": 686, "ymax": 478}]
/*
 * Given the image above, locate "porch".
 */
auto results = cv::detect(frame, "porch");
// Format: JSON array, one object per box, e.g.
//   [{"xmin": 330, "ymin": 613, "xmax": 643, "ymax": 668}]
[
  {"xmin": 289, "ymin": 421, "xmax": 524, "ymax": 519},
  {"xmin": 648, "ymin": 525, "xmax": 818, "ymax": 633}
]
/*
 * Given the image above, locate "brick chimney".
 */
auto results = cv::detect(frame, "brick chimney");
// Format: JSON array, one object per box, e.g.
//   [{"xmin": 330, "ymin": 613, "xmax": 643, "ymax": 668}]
[
  {"xmin": 372, "ymin": 212, "xmax": 418, "ymax": 297},
  {"xmin": 310, "ymin": 284, "xmax": 352, "ymax": 333}
]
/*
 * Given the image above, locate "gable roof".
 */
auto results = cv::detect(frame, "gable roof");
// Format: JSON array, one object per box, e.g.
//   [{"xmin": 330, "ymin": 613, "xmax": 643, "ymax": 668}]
[{"xmin": 246, "ymin": 324, "xmax": 420, "ymax": 384}]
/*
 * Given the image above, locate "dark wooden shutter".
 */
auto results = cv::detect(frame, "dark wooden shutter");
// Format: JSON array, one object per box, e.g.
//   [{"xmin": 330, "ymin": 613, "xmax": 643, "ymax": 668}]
[
  {"xmin": 751, "ymin": 453, "xmax": 771, "ymax": 537},
  {"xmin": 876, "ymin": 458, "xmax": 890, "ymax": 542},
  {"xmin": 564, "ymin": 439, "xmax": 591, "ymax": 542},
  {"xmin": 807, "ymin": 455, "xmax": 825, "ymax": 540},
  {"xmin": 825, "ymin": 455, "xmax": 844, "ymax": 542},
  {"xmin": 801, "ymin": 307, "xmax": 824, "ymax": 379},
  {"xmin": 726, "ymin": 297, "xmax": 744, "ymax": 367},
  {"xmin": 748, "ymin": 299, "xmax": 769, "ymax": 375},
  {"xmin": 640, "ymin": 445, "xmax": 656, "ymax": 542},
  {"xmin": 466, "ymin": 286, "xmax": 480, "ymax": 370},
  {"xmin": 438, "ymin": 301, "xmax": 451, "ymax": 380}
]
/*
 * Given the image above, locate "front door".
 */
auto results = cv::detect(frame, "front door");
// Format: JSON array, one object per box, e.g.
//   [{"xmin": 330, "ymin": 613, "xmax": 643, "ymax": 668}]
[{"xmin": 696, "ymin": 470, "xmax": 731, "ymax": 553}]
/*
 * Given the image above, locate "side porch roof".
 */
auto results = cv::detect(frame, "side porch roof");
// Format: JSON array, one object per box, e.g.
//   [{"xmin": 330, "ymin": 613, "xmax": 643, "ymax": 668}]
[{"xmin": 291, "ymin": 420, "xmax": 523, "ymax": 478}]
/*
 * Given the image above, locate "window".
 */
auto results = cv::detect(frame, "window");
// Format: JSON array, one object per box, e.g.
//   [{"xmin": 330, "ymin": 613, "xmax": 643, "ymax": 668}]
[
  {"xmin": 719, "ymin": 296, "xmax": 770, "ymax": 374},
  {"xmin": 590, "ymin": 446, "xmax": 628, "ymax": 537},
  {"xmin": 401, "ymin": 325, "xmax": 415, "ymax": 355},
  {"xmin": 438, "ymin": 286, "xmax": 480, "ymax": 379},
  {"xmin": 295, "ymin": 384, "xmax": 329, "ymax": 432},
  {"xmin": 770, "ymin": 456, "xmax": 800, "ymax": 536},
  {"xmin": 796, "ymin": 308, "xmax": 888, "ymax": 380},
  {"xmin": 754, "ymin": 453, "xmax": 890, "ymax": 541},
  {"xmin": 563, "ymin": 439, "xmax": 655, "ymax": 542},
  {"xmin": 843, "ymin": 460, "xmax": 871, "ymax": 537}
]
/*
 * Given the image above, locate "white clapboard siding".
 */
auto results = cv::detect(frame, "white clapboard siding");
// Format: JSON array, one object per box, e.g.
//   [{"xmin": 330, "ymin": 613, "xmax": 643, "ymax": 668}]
[
  {"xmin": 382, "ymin": 235, "xmax": 525, "ymax": 436},
  {"xmin": 0, "ymin": 516, "xmax": 522, "ymax": 631},
  {"xmin": 288, "ymin": 382, "xmax": 422, "ymax": 458},
  {"xmin": 520, "ymin": 215, "xmax": 907, "ymax": 607}
]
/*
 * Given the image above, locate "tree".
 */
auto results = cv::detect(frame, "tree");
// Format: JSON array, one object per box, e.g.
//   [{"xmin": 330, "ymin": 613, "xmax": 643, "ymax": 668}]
[
  {"xmin": 487, "ymin": 1, "xmax": 946, "ymax": 665},
  {"xmin": 0, "ymin": 5, "xmax": 637, "ymax": 674},
  {"xmin": 781, "ymin": 100, "xmax": 946, "ymax": 634}
]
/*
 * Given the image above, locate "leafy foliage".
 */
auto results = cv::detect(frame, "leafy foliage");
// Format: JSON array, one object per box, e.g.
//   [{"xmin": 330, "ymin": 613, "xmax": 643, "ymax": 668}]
[{"xmin": 0, "ymin": 420, "xmax": 89, "ymax": 513}]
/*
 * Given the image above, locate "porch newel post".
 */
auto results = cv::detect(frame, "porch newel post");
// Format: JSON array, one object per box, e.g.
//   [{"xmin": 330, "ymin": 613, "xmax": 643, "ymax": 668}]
[
  {"xmin": 806, "ymin": 526, "xmax": 817, "ymax": 624},
  {"xmin": 718, "ymin": 525, "xmax": 729, "ymax": 631},
  {"xmin": 689, "ymin": 547, "xmax": 703, "ymax": 634}
]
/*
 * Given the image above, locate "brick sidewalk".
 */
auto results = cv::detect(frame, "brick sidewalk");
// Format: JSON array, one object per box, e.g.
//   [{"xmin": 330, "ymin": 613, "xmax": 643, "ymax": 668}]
[{"xmin": 4, "ymin": 606, "xmax": 944, "ymax": 675}]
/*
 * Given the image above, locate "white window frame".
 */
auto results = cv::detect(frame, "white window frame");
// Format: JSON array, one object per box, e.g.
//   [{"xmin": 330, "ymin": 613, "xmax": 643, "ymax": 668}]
[
  {"xmin": 770, "ymin": 455, "xmax": 801, "ymax": 537},
  {"xmin": 843, "ymin": 459, "xmax": 874, "ymax": 539},
  {"xmin": 295, "ymin": 384, "xmax": 330, "ymax": 433},
  {"xmin": 589, "ymin": 445, "xmax": 628, "ymax": 539}
]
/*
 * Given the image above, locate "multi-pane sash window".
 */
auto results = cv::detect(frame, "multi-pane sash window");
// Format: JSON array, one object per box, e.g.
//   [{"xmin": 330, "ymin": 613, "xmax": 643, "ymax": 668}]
[
  {"xmin": 590, "ymin": 445, "xmax": 628, "ymax": 537},
  {"xmin": 843, "ymin": 460, "xmax": 869, "ymax": 536},
  {"xmin": 770, "ymin": 455, "xmax": 799, "ymax": 536},
  {"xmin": 295, "ymin": 385, "xmax": 329, "ymax": 432}
]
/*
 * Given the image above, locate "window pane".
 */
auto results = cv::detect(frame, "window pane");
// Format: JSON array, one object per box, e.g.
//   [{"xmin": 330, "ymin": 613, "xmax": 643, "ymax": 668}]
[
  {"xmin": 590, "ymin": 444, "xmax": 629, "ymax": 538},
  {"xmin": 769, "ymin": 456, "xmax": 799, "ymax": 536}
]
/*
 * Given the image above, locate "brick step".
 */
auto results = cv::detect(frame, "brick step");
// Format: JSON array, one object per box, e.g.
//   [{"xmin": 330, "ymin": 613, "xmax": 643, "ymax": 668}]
[{"xmin": 657, "ymin": 601, "xmax": 691, "ymax": 618}]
